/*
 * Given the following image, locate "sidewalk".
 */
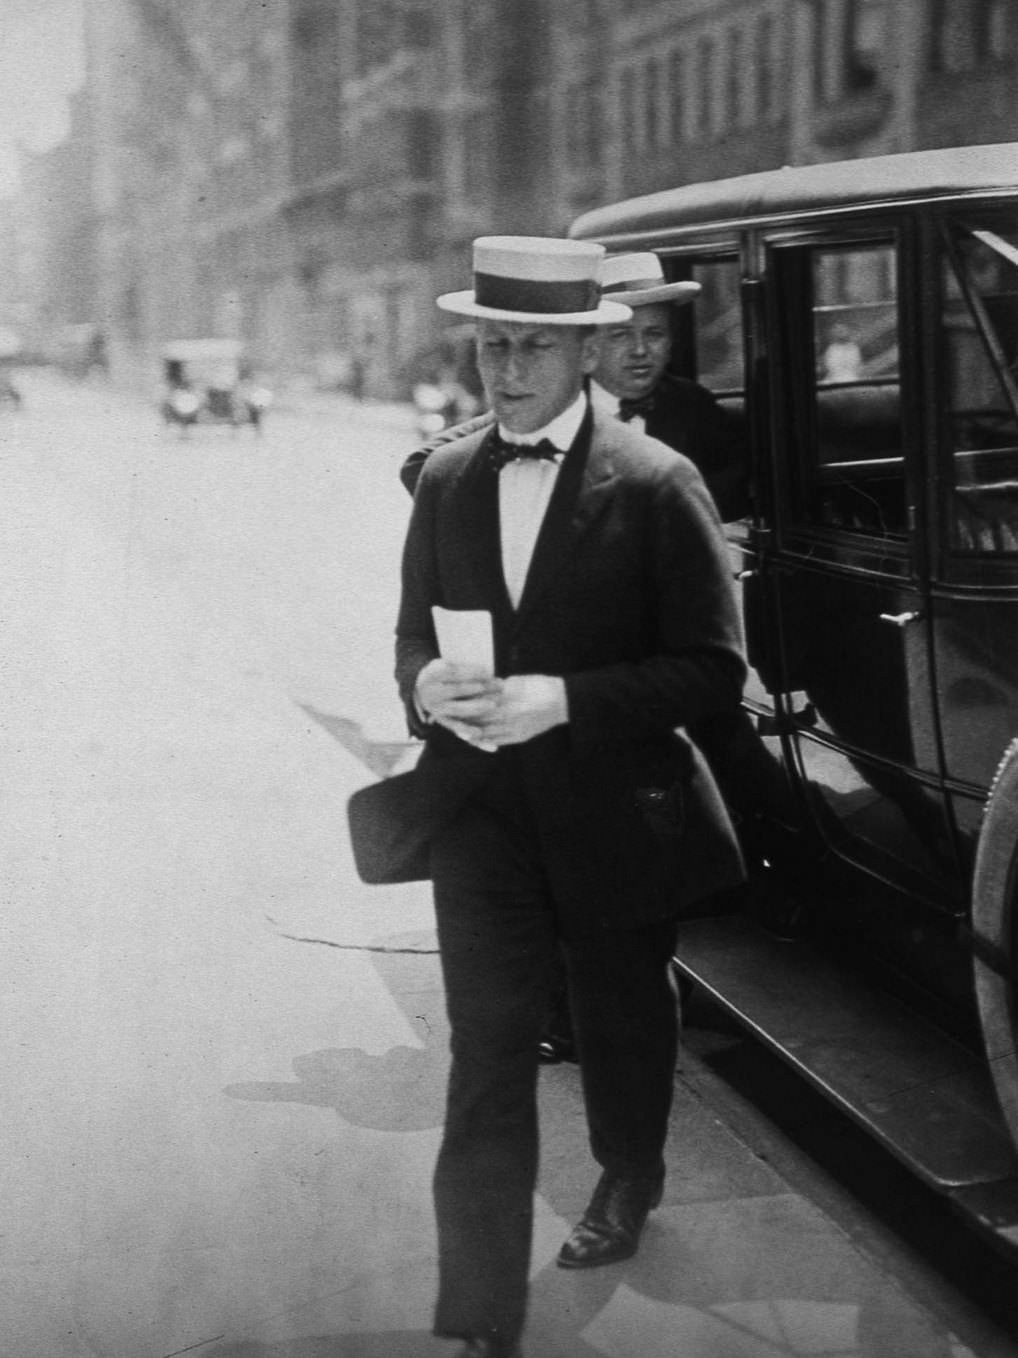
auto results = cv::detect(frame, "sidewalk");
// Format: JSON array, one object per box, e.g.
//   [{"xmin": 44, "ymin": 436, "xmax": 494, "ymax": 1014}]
[
  {"xmin": 1, "ymin": 414, "xmax": 445, "ymax": 1356},
  {"xmin": 1, "ymin": 383, "xmax": 1000, "ymax": 1358}
]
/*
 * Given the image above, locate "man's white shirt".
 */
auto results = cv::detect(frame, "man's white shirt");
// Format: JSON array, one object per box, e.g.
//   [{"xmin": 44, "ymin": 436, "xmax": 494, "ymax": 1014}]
[
  {"xmin": 590, "ymin": 379, "xmax": 645, "ymax": 434},
  {"xmin": 497, "ymin": 391, "xmax": 586, "ymax": 608},
  {"xmin": 415, "ymin": 393, "xmax": 586, "ymax": 732}
]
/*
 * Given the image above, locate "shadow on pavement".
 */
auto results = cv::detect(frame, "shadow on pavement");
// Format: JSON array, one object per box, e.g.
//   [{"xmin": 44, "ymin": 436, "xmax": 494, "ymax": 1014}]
[
  {"xmin": 224, "ymin": 1043, "xmax": 447, "ymax": 1131},
  {"xmin": 225, "ymin": 931, "xmax": 448, "ymax": 1130},
  {"xmin": 217, "ymin": 938, "xmax": 973, "ymax": 1358}
]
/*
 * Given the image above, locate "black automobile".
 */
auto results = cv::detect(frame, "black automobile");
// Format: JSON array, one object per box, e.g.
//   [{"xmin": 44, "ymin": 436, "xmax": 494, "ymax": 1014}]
[
  {"xmin": 160, "ymin": 338, "xmax": 271, "ymax": 434},
  {"xmin": 572, "ymin": 143, "xmax": 1018, "ymax": 1256}
]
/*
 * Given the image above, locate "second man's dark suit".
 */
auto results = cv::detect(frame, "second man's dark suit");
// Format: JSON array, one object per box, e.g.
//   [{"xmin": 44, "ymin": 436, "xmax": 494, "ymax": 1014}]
[
  {"xmin": 638, "ymin": 373, "xmax": 750, "ymax": 522},
  {"xmin": 395, "ymin": 407, "xmax": 745, "ymax": 1342}
]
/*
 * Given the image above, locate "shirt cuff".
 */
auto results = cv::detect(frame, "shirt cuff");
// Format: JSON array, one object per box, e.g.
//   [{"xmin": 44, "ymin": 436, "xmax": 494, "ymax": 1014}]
[{"xmin": 412, "ymin": 683, "xmax": 433, "ymax": 725}]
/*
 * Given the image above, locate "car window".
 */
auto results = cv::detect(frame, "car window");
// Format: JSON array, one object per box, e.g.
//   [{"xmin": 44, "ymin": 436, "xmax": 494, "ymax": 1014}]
[
  {"xmin": 814, "ymin": 245, "xmax": 899, "ymax": 388},
  {"xmin": 941, "ymin": 218, "xmax": 1018, "ymax": 553},
  {"xmin": 779, "ymin": 240, "xmax": 906, "ymax": 538},
  {"xmin": 689, "ymin": 257, "xmax": 744, "ymax": 395}
]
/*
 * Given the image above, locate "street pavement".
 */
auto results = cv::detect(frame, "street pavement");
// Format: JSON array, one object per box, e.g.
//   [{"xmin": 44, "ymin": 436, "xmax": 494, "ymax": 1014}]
[{"xmin": 0, "ymin": 372, "xmax": 1010, "ymax": 1357}]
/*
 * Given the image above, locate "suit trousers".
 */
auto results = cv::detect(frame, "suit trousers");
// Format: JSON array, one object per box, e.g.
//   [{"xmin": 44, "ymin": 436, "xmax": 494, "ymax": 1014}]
[{"xmin": 429, "ymin": 756, "xmax": 681, "ymax": 1346}]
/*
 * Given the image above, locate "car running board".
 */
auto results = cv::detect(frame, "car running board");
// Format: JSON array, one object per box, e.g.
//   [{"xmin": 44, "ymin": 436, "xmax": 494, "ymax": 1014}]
[{"xmin": 672, "ymin": 913, "xmax": 1018, "ymax": 1258}]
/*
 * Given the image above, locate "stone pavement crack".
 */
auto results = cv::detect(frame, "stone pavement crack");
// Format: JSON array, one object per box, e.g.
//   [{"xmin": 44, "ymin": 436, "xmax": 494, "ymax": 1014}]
[
  {"xmin": 159, "ymin": 1338, "xmax": 227, "ymax": 1358},
  {"xmin": 273, "ymin": 927, "xmax": 439, "ymax": 955}
]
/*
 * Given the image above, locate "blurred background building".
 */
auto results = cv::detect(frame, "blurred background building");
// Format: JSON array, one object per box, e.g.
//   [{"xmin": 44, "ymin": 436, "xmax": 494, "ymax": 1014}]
[{"xmin": 6, "ymin": 0, "xmax": 1018, "ymax": 398}]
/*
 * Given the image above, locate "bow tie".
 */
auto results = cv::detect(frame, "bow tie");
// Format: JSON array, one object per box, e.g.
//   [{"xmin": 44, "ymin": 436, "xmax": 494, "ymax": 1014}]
[
  {"xmin": 618, "ymin": 394, "xmax": 655, "ymax": 423},
  {"xmin": 488, "ymin": 435, "xmax": 562, "ymax": 472}
]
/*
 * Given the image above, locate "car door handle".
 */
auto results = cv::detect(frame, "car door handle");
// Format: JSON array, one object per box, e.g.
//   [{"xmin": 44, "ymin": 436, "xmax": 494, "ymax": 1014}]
[{"xmin": 878, "ymin": 610, "xmax": 923, "ymax": 628}]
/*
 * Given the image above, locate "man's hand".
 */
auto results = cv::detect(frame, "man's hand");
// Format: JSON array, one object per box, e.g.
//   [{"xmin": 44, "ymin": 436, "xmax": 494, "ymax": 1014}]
[
  {"xmin": 415, "ymin": 659, "xmax": 503, "ymax": 746},
  {"xmin": 476, "ymin": 675, "xmax": 569, "ymax": 747}
]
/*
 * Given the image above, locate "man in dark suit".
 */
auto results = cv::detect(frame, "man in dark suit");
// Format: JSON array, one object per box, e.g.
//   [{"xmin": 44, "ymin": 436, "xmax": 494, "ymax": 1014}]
[
  {"xmin": 394, "ymin": 236, "xmax": 745, "ymax": 1358},
  {"xmin": 590, "ymin": 251, "xmax": 750, "ymax": 520},
  {"xmin": 400, "ymin": 252, "xmax": 766, "ymax": 1063},
  {"xmin": 594, "ymin": 254, "xmax": 798, "ymax": 931}
]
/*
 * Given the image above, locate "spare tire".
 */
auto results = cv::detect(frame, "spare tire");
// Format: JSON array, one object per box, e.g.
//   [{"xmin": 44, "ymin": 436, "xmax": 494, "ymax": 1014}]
[{"xmin": 972, "ymin": 737, "xmax": 1018, "ymax": 1151}]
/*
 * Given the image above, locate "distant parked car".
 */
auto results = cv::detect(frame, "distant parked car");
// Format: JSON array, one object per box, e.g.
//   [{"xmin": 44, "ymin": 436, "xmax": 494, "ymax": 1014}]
[{"xmin": 160, "ymin": 339, "xmax": 272, "ymax": 434}]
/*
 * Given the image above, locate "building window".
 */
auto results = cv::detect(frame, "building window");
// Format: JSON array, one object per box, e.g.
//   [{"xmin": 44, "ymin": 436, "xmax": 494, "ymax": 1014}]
[
  {"xmin": 620, "ymin": 67, "xmax": 638, "ymax": 154},
  {"xmin": 669, "ymin": 48, "xmax": 685, "ymax": 143},
  {"xmin": 357, "ymin": 0, "xmax": 395, "ymax": 73},
  {"xmin": 934, "ymin": 0, "xmax": 1014, "ymax": 69},
  {"xmin": 845, "ymin": 0, "xmax": 885, "ymax": 90},
  {"xmin": 407, "ymin": 111, "xmax": 437, "ymax": 181},
  {"xmin": 818, "ymin": 0, "xmax": 886, "ymax": 101},
  {"xmin": 291, "ymin": 2, "xmax": 340, "ymax": 78},
  {"xmin": 645, "ymin": 58, "xmax": 660, "ymax": 148},
  {"xmin": 292, "ymin": 4, "xmax": 323, "ymax": 49},
  {"xmin": 463, "ymin": 117, "xmax": 494, "ymax": 204},
  {"xmin": 565, "ymin": 82, "xmax": 602, "ymax": 168},
  {"xmin": 698, "ymin": 36, "xmax": 715, "ymax": 138},
  {"xmin": 981, "ymin": 0, "xmax": 1011, "ymax": 60},
  {"xmin": 565, "ymin": 87, "xmax": 581, "ymax": 166},
  {"xmin": 403, "ymin": 5, "xmax": 432, "ymax": 48},
  {"xmin": 726, "ymin": 28, "xmax": 743, "ymax": 128},
  {"xmin": 464, "ymin": 2, "xmax": 495, "ymax": 91},
  {"xmin": 757, "ymin": 15, "xmax": 774, "ymax": 121},
  {"xmin": 585, "ymin": 81, "xmax": 603, "ymax": 165},
  {"xmin": 931, "ymin": 0, "xmax": 977, "ymax": 72}
]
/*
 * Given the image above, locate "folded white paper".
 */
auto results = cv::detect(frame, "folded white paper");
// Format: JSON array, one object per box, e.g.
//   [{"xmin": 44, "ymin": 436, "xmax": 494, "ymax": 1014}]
[
  {"xmin": 432, "ymin": 606, "xmax": 495, "ymax": 675},
  {"xmin": 431, "ymin": 606, "xmax": 497, "ymax": 752}
]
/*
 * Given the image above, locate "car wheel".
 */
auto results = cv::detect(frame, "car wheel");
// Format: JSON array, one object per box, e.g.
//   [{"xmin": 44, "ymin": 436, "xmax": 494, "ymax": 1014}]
[{"xmin": 972, "ymin": 736, "xmax": 1018, "ymax": 1150}]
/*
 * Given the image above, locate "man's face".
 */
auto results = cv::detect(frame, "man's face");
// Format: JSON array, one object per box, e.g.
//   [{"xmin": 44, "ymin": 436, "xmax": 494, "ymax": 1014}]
[
  {"xmin": 475, "ymin": 320, "xmax": 600, "ymax": 435},
  {"xmin": 594, "ymin": 302, "xmax": 673, "ymax": 401}
]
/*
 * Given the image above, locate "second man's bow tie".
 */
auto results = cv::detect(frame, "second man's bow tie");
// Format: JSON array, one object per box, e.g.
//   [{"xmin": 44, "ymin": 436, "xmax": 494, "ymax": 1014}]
[
  {"xmin": 489, "ymin": 436, "xmax": 562, "ymax": 471},
  {"xmin": 618, "ymin": 394, "xmax": 655, "ymax": 422}
]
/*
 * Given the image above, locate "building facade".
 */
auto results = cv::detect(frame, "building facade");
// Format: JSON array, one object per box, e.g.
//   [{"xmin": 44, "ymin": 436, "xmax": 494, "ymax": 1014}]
[
  {"xmin": 50, "ymin": 0, "xmax": 1017, "ymax": 396},
  {"xmin": 85, "ymin": 0, "xmax": 294, "ymax": 389},
  {"xmin": 18, "ymin": 88, "xmax": 99, "ymax": 364}
]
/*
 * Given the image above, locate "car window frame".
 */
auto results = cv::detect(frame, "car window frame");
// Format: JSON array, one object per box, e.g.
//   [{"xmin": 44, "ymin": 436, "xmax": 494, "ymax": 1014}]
[
  {"xmin": 932, "ymin": 208, "xmax": 1018, "ymax": 582},
  {"xmin": 762, "ymin": 217, "xmax": 921, "ymax": 578}
]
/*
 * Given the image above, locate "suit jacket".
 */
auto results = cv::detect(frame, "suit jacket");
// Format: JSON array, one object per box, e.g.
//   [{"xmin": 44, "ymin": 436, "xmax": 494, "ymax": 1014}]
[
  {"xmin": 399, "ymin": 375, "xmax": 750, "ymax": 520},
  {"xmin": 394, "ymin": 407, "xmax": 747, "ymax": 933},
  {"xmin": 644, "ymin": 374, "xmax": 750, "ymax": 521}
]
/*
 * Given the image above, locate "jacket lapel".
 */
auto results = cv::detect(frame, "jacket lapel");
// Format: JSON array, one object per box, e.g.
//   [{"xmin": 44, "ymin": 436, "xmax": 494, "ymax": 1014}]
[
  {"xmin": 455, "ymin": 428, "xmax": 514, "ymax": 620},
  {"xmin": 514, "ymin": 409, "xmax": 618, "ymax": 625}
]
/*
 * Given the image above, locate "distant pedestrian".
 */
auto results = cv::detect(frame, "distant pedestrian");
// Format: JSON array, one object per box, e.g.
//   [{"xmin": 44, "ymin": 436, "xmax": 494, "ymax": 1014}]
[
  {"xmin": 350, "ymin": 355, "xmax": 366, "ymax": 400},
  {"xmin": 821, "ymin": 322, "xmax": 863, "ymax": 383}
]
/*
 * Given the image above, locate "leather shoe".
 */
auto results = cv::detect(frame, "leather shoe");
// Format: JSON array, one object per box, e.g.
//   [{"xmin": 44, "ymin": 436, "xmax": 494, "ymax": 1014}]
[
  {"xmin": 557, "ymin": 1169, "xmax": 664, "ymax": 1269},
  {"xmin": 537, "ymin": 1031, "xmax": 578, "ymax": 1063},
  {"xmin": 453, "ymin": 1339, "xmax": 522, "ymax": 1358}
]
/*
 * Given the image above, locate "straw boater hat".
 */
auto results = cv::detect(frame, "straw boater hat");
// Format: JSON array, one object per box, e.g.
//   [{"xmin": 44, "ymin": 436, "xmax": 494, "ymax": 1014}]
[
  {"xmin": 437, "ymin": 237, "xmax": 632, "ymax": 325},
  {"xmin": 599, "ymin": 252, "xmax": 702, "ymax": 307}
]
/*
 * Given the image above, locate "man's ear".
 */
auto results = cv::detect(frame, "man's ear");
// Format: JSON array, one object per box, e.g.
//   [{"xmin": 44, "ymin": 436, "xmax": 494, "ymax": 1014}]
[{"xmin": 579, "ymin": 329, "xmax": 602, "ymax": 375}]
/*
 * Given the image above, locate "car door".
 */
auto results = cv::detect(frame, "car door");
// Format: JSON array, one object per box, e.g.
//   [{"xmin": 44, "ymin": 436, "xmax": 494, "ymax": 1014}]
[
  {"xmin": 763, "ymin": 225, "xmax": 961, "ymax": 909},
  {"xmin": 929, "ymin": 210, "xmax": 1018, "ymax": 871}
]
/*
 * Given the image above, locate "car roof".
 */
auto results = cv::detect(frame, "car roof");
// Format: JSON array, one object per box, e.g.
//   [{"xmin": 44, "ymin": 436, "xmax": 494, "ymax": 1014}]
[{"xmin": 570, "ymin": 142, "xmax": 1018, "ymax": 245}]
